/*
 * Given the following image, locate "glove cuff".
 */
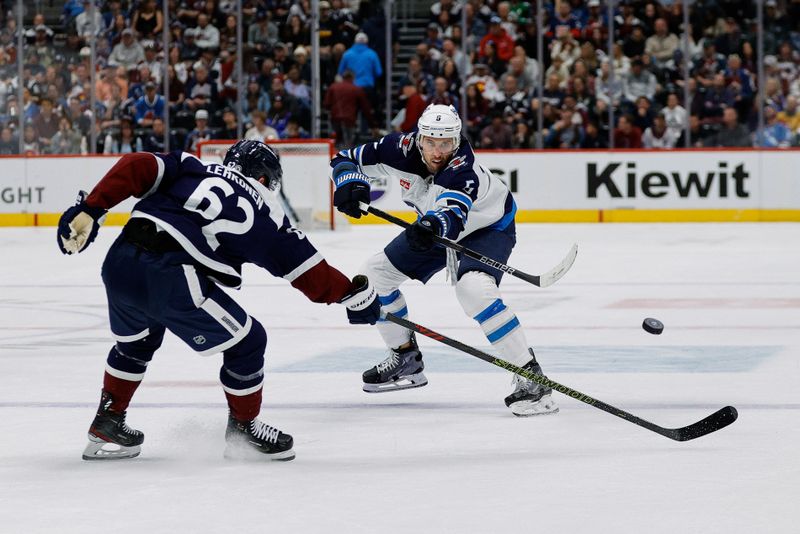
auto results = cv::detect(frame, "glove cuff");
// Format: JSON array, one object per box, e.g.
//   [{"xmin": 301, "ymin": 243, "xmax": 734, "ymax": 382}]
[
  {"xmin": 334, "ymin": 171, "xmax": 370, "ymax": 190},
  {"xmin": 75, "ymin": 191, "xmax": 107, "ymax": 221},
  {"xmin": 422, "ymin": 211, "xmax": 448, "ymax": 238},
  {"xmin": 83, "ymin": 203, "xmax": 108, "ymax": 221},
  {"xmin": 339, "ymin": 275, "xmax": 376, "ymax": 311}
]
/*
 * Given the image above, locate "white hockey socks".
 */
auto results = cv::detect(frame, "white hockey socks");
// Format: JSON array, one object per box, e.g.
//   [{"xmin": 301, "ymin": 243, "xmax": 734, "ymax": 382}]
[
  {"xmin": 456, "ymin": 271, "xmax": 531, "ymax": 366},
  {"xmin": 362, "ymin": 252, "xmax": 413, "ymax": 349},
  {"xmin": 376, "ymin": 288, "xmax": 412, "ymax": 348}
]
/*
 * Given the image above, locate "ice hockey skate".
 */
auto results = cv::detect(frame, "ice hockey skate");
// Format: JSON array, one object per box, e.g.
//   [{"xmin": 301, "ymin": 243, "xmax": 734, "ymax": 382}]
[
  {"xmin": 224, "ymin": 414, "xmax": 295, "ymax": 461},
  {"xmin": 363, "ymin": 334, "xmax": 428, "ymax": 393},
  {"xmin": 504, "ymin": 350, "xmax": 559, "ymax": 416},
  {"xmin": 82, "ymin": 391, "xmax": 144, "ymax": 461}
]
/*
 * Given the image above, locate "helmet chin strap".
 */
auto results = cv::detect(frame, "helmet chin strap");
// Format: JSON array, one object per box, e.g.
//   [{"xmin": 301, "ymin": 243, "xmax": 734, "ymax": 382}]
[{"xmin": 257, "ymin": 174, "xmax": 281, "ymax": 192}]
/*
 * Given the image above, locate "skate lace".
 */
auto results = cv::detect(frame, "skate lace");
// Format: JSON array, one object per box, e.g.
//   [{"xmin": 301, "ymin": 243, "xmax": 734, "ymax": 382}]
[
  {"xmin": 250, "ymin": 420, "xmax": 280, "ymax": 444},
  {"xmin": 512, "ymin": 372, "xmax": 539, "ymax": 393},
  {"xmin": 117, "ymin": 412, "xmax": 139, "ymax": 435},
  {"xmin": 376, "ymin": 352, "xmax": 400, "ymax": 373}
]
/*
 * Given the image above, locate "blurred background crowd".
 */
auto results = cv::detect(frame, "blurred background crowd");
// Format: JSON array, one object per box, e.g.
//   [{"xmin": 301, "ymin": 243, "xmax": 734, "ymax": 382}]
[{"xmin": 1, "ymin": 0, "xmax": 800, "ymax": 155}]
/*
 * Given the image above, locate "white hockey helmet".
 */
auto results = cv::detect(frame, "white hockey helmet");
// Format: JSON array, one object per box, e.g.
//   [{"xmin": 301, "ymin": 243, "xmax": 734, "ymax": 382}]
[{"xmin": 416, "ymin": 104, "xmax": 462, "ymax": 155}]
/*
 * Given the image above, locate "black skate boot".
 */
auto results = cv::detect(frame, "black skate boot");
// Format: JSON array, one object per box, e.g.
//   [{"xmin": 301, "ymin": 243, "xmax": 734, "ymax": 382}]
[
  {"xmin": 82, "ymin": 390, "xmax": 144, "ymax": 460},
  {"xmin": 224, "ymin": 414, "xmax": 295, "ymax": 461},
  {"xmin": 504, "ymin": 349, "xmax": 559, "ymax": 417},
  {"xmin": 362, "ymin": 333, "xmax": 428, "ymax": 393}
]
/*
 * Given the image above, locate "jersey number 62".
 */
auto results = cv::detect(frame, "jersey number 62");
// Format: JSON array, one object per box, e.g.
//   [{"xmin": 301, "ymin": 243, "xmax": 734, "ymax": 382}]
[{"xmin": 183, "ymin": 177, "xmax": 255, "ymax": 250}]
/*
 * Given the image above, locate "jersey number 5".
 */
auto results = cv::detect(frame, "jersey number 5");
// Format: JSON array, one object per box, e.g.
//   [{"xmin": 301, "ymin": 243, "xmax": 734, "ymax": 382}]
[{"xmin": 183, "ymin": 177, "xmax": 255, "ymax": 250}]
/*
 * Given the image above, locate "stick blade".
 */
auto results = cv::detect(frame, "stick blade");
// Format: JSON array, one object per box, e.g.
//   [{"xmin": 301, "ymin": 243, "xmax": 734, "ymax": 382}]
[
  {"xmin": 670, "ymin": 405, "xmax": 738, "ymax": 442},
  {"xmin": 539, "ymin": 243, "xmax": 578, "ymax": 288}
]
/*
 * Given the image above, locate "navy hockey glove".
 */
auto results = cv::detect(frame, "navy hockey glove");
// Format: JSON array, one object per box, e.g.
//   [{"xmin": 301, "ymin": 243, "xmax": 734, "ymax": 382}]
[
  {"xmin": 405, "ymin": 213, "xmax": 444, "ymax": 252},
  {"xmin": 57, "ymin": 191, "xmax": 107, "ymax": 255},
  {"xmin": 332, "ymin": 163, "xmax": 370, "ymax": 219},
  {"xmin": 340, "ymin": 275, "xmax": 381, "ymax": 325}
]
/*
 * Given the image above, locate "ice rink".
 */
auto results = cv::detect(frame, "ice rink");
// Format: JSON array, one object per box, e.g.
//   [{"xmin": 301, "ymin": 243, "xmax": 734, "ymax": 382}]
[{"xmin": 1, "ymin": 222, "xmax": 798, "ymax": 533}]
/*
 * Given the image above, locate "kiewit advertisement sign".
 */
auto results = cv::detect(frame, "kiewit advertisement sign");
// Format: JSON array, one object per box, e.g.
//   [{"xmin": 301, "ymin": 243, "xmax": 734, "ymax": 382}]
[
  {"xmin": 364, "ymin": 149, "xmax": 800, "ymax": 222},
  {"xmin": 1, "ymin": 149, "xmax": 799, "ymax": 225},
  {"xmin": 479, "ymin": 151, "xmax": 758, "ymax": 207}
]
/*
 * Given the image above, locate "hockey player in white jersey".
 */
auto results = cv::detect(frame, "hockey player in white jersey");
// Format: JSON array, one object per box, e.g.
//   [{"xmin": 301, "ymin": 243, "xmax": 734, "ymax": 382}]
[{"xmin": 330, "ymin": 104, "xmax": 558, "ymax": 416}]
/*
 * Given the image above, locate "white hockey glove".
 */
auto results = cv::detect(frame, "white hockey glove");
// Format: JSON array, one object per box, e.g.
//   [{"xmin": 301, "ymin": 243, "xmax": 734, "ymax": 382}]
[
  {"xmin": 57, "ymin": 191, "xmax": 108, "ymax": 255},
  {"xmin": 339, "ymin": 275, "xmax": 381, "ymax": 325}
]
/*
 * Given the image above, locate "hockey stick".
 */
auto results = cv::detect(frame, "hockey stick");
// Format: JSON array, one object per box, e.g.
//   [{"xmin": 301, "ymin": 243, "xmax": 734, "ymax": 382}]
[
  {"xmin": 360, "ymin": 203, "xmax": 577, "ymax": 288},
  {"xmin": 383, "ymin": 312, "xmax": 738, "ymax": 442},
  {"xmin": 279, "ymin": 188, "xmax": 302, "ymax": 225}
]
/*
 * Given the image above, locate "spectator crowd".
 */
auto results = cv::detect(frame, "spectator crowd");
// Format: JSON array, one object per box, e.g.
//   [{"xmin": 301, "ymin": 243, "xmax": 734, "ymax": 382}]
[
  {"xmin": 394, "ymin": 0, "xmax": 800, "ymax": 149},
  {"xmin": 0, "ymin": 0, "xmax": 388, "ymax": 154},
  {"xmin": 2, "ymin": 0, "xmax": 800, "ymax": 155}
]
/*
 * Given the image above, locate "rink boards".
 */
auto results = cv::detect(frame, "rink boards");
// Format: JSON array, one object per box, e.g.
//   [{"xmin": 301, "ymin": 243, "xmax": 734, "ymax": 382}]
[{"xmin": 1, "ymin": 147, "xmax": 799, "ymax": 225}]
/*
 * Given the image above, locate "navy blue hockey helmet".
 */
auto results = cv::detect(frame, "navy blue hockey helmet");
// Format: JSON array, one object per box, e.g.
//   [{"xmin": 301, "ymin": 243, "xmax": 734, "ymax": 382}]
[{"xmin": 223, "ymin": 139, "xmax": 283, "ymax": 191}]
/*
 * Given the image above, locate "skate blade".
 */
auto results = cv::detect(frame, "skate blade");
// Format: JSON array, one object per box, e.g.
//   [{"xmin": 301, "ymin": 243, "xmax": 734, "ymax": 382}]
[
  {"xmin": 363, "ymin": 372, "xmax": 428, "ymax": 393},
  {"xmin": 509, "ymin": 394, "xmax": 560, "ymax": 417},
  {"xmin": 82, "ymin": 435, "xmax": 141, "ymax": 461},
  {"xmin": 223, "ymin": 442, "xmax": 296, "ymax": 462}
]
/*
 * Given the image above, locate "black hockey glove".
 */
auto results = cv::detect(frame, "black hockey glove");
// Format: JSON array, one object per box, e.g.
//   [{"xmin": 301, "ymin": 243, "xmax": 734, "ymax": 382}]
[
  {"xmin": 332, "ymin": 164, "xmax": 371, "ymax": 219},
  {"xmin": 340, "ymin": 275, "xmax": 381, "ymax": 325},
  {"xmin": 405, "ymin": 214, "xmax": 443, "ymax": 252},
  {"xmin": 57, "ymin": 190, "xmax": 108, "ymax": 255}
]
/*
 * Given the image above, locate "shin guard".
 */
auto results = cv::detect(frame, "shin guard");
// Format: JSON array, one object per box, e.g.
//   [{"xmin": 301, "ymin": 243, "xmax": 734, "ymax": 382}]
[
  {"xmin": 362, "ymin": 252, "xmax": 413, "ymax": 349},
  {"xmin": 456, "ymin": 271, "xmax": 531, "ymax": 366},
  {"xmin": 103, "ymin": 329, "xmax": 164, "ymax": 412},
  {"xmin": 221, "ymin": 318, "xmax": 266, "ymax": 421}
]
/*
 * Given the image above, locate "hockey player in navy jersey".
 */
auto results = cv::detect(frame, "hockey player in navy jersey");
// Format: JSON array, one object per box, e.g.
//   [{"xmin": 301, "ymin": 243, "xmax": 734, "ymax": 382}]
[
  {"xmin": 330, "ymin": 104, "xmax": 558, "ymax": 416},
  {"xmin": 58, "ymin": 140, "xmax": 381, "ymax": 461}
]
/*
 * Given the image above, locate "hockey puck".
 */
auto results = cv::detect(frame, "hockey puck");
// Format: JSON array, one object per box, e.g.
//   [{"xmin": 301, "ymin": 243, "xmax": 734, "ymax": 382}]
[{"xmin": 642, "ymin": 317, "xmax": 664, "ymax": 335}]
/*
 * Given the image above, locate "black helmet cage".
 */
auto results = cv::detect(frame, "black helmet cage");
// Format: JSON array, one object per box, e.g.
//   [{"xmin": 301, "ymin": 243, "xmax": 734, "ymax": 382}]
[{"xmin": 223, "ymin": 139, "xmax": 283, "ymax": 191}]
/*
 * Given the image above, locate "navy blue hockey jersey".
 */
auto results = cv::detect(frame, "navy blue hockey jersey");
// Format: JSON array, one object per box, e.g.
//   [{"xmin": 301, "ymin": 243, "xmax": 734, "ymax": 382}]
[
  {"xmin": 331, "ymin": 131, "xmax": 516, "ymax": 241},
  {"xmin": 130, "ymin": 151, "xmax": 323, "ymax": 288}
]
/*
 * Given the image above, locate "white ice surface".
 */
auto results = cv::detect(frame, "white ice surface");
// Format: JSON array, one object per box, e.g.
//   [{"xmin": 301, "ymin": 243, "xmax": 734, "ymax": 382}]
[{"xmin": 0, "ymin": 223, "xmax": 798, "ymax": 533}]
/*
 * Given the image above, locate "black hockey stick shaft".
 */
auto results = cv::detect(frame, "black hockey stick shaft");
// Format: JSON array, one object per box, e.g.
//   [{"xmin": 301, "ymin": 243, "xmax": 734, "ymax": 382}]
[
  {"xmin": 384, "ymin": 313, "xmax": 738, "ymax": 442},
  {"xmin": 279, "ymin": 188, "xmax": 301, "ymax": 224},
  {"xmin": 361, "ymin": 204, "xmax": 577, "ymax": 288}
]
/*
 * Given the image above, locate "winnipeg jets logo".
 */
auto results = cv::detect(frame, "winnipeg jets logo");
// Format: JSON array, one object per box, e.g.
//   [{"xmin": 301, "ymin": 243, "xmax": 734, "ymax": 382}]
[
  {"xmin": 447, "ymin": 156, "xmax": 467, "ymax": 171},
  {"xmin": 399, "ymin": 134, "xmax": 414, "ymax": 156}
]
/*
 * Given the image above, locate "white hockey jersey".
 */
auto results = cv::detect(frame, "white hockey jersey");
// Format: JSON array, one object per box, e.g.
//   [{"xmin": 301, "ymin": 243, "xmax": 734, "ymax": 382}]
[{"xmin": 330, "ymin": 130, "xmax": 516, "ymax": 242}]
